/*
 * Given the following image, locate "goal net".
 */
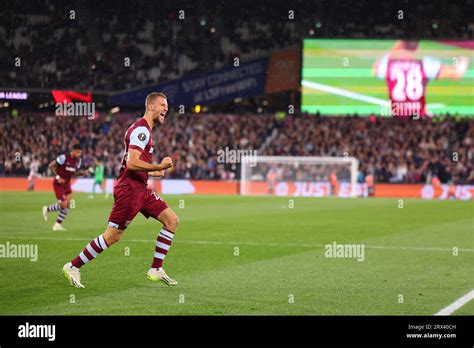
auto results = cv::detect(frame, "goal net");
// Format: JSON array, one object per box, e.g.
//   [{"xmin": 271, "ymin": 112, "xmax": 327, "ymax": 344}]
[{"xmin": 240, "ymin": 156, "xmax": 360, "ymax": 197}]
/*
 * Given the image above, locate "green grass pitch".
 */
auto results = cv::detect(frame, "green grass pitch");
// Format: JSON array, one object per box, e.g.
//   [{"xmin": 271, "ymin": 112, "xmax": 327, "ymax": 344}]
[{"xmin": 0, "ymin": 191, "xmax": 472, "ymax": 315}]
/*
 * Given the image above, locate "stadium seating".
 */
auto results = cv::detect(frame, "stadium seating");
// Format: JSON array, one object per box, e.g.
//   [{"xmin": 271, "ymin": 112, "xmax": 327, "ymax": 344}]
[
  {"xmin": 1, "ymin": 0, "xmax": 472, "ymax": 90},
  {"xmin": 1, "ymin": 112, "xmax": 472, "ymax": 184}
]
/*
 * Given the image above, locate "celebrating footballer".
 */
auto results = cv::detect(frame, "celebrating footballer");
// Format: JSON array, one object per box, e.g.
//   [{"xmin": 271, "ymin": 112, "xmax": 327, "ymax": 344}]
[{"xmin": 63, "ymin": 92, "xmax": 180, "ymax": 288}]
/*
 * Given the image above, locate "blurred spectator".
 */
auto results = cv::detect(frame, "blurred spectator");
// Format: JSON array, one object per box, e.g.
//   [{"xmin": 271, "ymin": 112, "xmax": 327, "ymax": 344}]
[
  {"xmin": 1, "ymin": 111, "xmax": 472, "ymax": 185},
  {"xmin": 1, "ymin": 0, "xmax": 473, "ymax": 91}
]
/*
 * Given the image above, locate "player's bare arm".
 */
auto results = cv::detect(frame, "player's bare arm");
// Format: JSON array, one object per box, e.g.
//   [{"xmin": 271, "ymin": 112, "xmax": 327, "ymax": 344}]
[
  {"xmin": 48, "ymin": 160, "xmax": 65, "ymax": 184},
  {"xmin": 48, "ymin": 159, "xmax": 57, "ymax": 175},
  {"xmin": 126, "ymin": 148, "xmax": 173, "ymax": 172}
]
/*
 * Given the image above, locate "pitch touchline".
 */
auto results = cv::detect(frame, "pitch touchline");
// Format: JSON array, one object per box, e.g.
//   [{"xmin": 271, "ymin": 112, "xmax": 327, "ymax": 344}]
[
  {"xmin": 302, "ymin": 79, "xmax": 389, "ymax": 106},
  {"xmin": 434, "ymin": 290, "xmax": 474, "ymax": 315},
  {"xmin": 301, "ymin": 80, "xmax": 446, "ymax": 109},
  {"xmin": 2, "ymin": 236, "xmax": 473, "ymax": 252}
]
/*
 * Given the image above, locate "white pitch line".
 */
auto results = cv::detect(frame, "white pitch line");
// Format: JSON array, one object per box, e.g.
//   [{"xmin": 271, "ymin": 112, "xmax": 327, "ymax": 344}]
[
  {"xmin": 1, "ymin": 236, "xmax": 473, "ymax": 252},
  {"xmin": 434, "ymin": 290, "xmax": 474, "ymax": 316},
  {"xmin": 302, "ymin": 80, "xmax": 446, "ymax": 110},
  {"xmin": 302, "ymin": 79, "xmax": 390, "ymax": 106}
]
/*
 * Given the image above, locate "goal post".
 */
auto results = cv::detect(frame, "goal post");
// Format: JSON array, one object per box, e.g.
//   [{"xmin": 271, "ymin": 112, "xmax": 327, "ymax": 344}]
[{"xmin": 240, "ymin": 156, "xmax": 360, "ymax": 197}]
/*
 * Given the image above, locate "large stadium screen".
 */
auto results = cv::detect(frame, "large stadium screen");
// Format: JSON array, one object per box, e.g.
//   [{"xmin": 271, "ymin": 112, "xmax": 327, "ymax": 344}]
[{"xmin": 301, "ymin": 39, "xmax": 474, "ymax": 117}]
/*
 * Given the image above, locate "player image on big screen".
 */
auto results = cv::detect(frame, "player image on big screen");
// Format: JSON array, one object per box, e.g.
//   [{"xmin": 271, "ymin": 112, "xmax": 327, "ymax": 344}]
[{"xmin": 301, "ymin": 39, "xmax": 474, "ymax": 117}]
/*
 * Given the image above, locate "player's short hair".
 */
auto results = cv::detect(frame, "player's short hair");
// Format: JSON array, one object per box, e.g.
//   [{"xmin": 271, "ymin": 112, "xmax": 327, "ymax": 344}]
[
  {"xmin": 72, "ymin": 144, "xmax": 82, "ymax": 150},
  {"xmin": 145, "ymin": 92, "xmax": 167, "ymax": 108}
]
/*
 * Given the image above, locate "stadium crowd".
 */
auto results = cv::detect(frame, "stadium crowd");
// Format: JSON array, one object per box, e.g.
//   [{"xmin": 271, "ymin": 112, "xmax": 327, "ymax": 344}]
[
  {"xmin": 265, "ymin": 115, "xmax": 474, "ymax": 184},
  {"xmin": 1, "ymin": 112, "xmax": 472, "ymax": 185},
  {"xmin": 1, "ymin": 0, "xmax": 473, "ymax": 91},
  {"xmin": 0, "ymin": 112, "xmax": 276, "ymax": 181}
]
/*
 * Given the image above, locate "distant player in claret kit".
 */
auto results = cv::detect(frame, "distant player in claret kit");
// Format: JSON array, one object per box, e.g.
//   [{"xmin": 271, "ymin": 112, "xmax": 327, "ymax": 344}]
[
  {"xmin": 373, "ymin": 40, "xmax": 469, "ymax": 117},
  {"xmin": 89, "ymin": 158, "xmax": 107, "ymax": 198},
  {"xmin": 63, "ymin": 92, "xmax": 180, "ymax": 288},
  {"xmin": 42, "ymin": 144, "xmax": 84, "ymax": 231}
]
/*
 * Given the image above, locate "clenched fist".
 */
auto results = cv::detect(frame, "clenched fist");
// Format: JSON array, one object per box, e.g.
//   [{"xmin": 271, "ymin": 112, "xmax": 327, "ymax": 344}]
[{"xmin": 159, "ymin": 157, "xmax": 173, "ymax": 170}]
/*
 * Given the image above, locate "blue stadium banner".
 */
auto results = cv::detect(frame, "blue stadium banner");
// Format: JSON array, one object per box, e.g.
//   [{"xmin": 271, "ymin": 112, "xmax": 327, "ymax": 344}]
[{"xmin": 110, "ymin": 58, "xmax": 269, "ymax": 107}]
